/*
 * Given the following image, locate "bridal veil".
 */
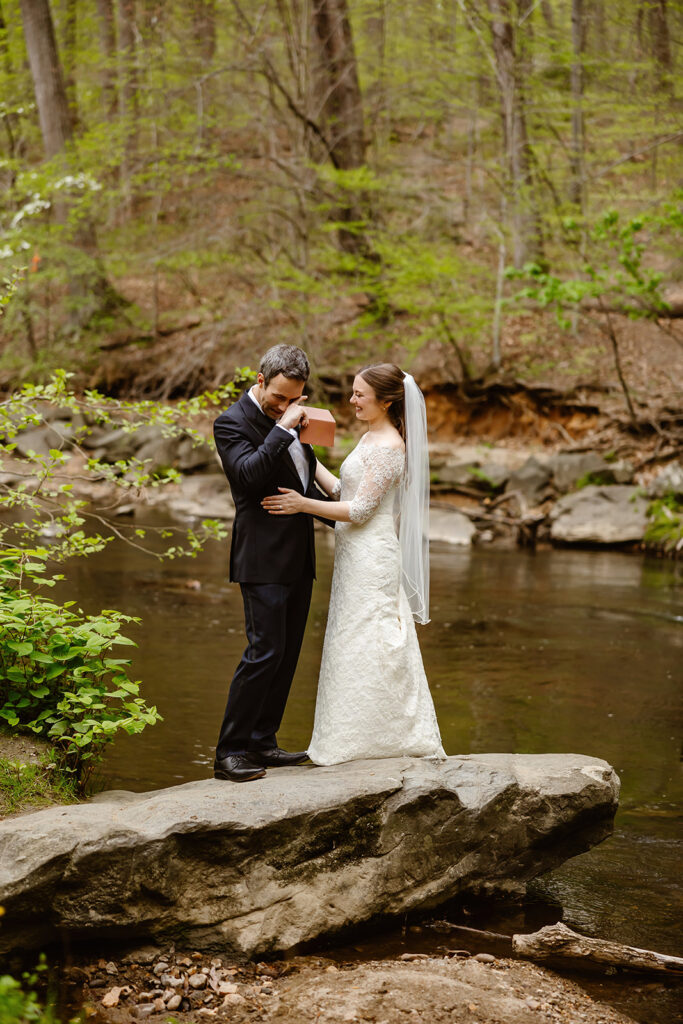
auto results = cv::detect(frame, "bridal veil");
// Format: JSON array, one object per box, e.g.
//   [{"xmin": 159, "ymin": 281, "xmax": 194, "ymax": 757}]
[{"xmin": 398, "ymin": 373, "xmax": 430, "ymax": 625}]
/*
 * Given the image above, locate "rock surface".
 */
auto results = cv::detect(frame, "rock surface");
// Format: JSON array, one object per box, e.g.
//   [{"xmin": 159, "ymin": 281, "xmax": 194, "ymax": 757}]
[
  {"xmin": 147, "ymin": 472, "xmax": 234, "ymax": 520},
  {"xmin": 429, "ymin": 509, "xmax": 477, "ymax": 545},
  {"xmin": 549, "ymin": 485, "xmax": 649, "ymax": 544},
  {"xmin": 506, "ymin": 456, "xmax": 552, "ymax": 506},
  {"xmin": 647, "ymin": 460, "xmax": 683, "ymax": 498},
  {"xmin": 545, "ymin": 452, "xmax": 633, "ymax": 491},
  {"xmin": 0, "ymin": 754, "xmax": 619, "ymax": 957},
  {"xmin": 432, "ymin": 461, "xmax": 510, "ymax": 493}
]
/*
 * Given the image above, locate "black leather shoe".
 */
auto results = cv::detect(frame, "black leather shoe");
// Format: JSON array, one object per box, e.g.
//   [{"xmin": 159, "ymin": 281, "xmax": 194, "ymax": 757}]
[
  {"xmin": 250, "ymin": 748, "xmax": 310, "ymax": 767},
  {"xmin": 213, "ymin": 754, "xmax": 266, "ymax": 782}
]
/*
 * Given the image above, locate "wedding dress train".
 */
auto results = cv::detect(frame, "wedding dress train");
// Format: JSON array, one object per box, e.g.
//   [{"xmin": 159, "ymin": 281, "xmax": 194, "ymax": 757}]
[{"xmin": 307, "ymin": 435, "xmax": 446, "ymax": 765}]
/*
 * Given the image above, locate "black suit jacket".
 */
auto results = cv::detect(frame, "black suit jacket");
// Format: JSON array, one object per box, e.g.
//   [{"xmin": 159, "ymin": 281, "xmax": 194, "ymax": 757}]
[{"xmin": 214, "ymin": 392, "xmax": 331, "ymax": 584}]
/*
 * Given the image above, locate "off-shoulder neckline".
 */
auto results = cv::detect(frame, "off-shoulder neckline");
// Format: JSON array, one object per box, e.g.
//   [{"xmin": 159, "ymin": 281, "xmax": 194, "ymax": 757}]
[{"xmin": 359, "ymin": 433, "xmax": 405, "ymax": 454}]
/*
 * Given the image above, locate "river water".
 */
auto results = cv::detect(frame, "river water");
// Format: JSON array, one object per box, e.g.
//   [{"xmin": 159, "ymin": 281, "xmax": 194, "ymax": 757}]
[{"xmin": 64, "ymin": 531, "xmax": 682, "ymax": 1023}]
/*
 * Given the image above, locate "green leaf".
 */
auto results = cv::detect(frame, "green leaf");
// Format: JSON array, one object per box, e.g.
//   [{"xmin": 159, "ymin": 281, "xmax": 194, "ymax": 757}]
[{"xmin": 7, "ymin": 640, "xmax": 33, "ymax": 656}]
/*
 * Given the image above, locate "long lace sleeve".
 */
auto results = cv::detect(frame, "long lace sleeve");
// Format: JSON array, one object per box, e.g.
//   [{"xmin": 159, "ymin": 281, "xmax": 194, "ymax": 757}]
[{"xmin": 348, "ymin": 446, "xmax": 405, "ymax": 524}]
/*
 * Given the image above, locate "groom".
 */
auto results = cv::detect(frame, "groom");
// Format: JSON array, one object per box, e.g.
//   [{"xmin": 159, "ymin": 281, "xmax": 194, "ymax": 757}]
[{"xmin": 212, "ymin": 344, "xmax": 329, "ymax": 782}]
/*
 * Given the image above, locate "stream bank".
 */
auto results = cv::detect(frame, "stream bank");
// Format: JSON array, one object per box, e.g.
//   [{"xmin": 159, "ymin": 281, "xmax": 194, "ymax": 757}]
[
  {"xmin": 61, "ymin": 946, "xmax": 645, "ymax": 1024},
  {"xmin": 3, "ymin": 402, "xmax": 682, "ymax": 554}
]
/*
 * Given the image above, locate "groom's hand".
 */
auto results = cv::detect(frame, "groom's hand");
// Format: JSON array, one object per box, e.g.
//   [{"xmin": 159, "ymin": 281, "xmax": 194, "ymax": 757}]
[
  {"xmin": 261, "ymin": 487, "xmax": 305, "ymax": 515},
  {"xmin": 278, "ymin": 397, "xmax": 308, "ymax": 431}
]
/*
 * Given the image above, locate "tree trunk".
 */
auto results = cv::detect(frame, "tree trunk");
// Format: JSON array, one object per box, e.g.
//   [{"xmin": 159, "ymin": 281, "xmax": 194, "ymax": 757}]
[
  {"xmin": 118, "ymin": 0, "xmax": 138, "ymax": 215},
  {"xmin": 192, "ymin": 0, "xmax": 217, "ymax": 63},
  {"xmin": 95, "ymin": 0, "xmax": 117, "ymax": 116},
  {"xmin": 586, "ymin": 0, "xmax": 606, "ymax": 60},
  {"xmin": 569, "ymin": 0, "xmax": 584, "ymax": 209},
  {"xmin": 60, "ymin": 0, "xmax": 78, "ymax": 123},
  {"xmin": 19, "ymin": 0, "xmax": 121, "ymax": 326},
  {"xmin": 649, "ymin": 0, "xmax": 673, "ymax": 94},
  {"xmin": 539, "ymin": 0, "xmax": 555, "ymax": 33},
  {"xmin": 486, "ymin": 0, "xmax": 542, "ymax": 268},
  {"xmin": 0, "ymin": 0, "xmax": 20, "ymax": 162},
  {"xmin": 311, "ymin": 0, "xmax": 365, "ymax": 169},
  {"xmin": 364, "ymin": 0, "xmax": 387, "ymax": 153},
  {"xmin": 311, "ymin": 0, "xmax": 369, "ymax": 253},
  {"xmin": 19, "ymin": 0, "xmax": 73, "ymax": 158}
]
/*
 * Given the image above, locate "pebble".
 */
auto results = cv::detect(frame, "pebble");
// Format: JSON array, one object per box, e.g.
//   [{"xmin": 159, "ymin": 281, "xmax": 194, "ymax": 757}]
[
  {"xmin": 160, "ymin": 973, "xmax": 183, "ymax": 987},
  {"xmin": 526, "ymin": 998, "xmax": 541, "ymax": 1010},
  {"xmin": 189, "ymin": 973, "xmax": 208, "ymax": 990},
  {"xmin": 104, "ymin": 962, "xmax": 118, "ymax": 975},
  {"xmin": 134, "ymin": 1003, "xmax": 156, "ymax": 1018},
  {"xmin": 166, "ymin": 994, "xmax": 182, "ymax": 1011},
  {"xmin": 101, "ymin": 986, "xmax": 125, "ymax": 1007},
  {"xmin": 217, "ymin": 981, "xmax": 238, "ymax": 995},
  {"xmin": 474, "ymin": 953, "xmax": 496, "ymax": 964},
  {"xmin": 221, "ymin": 993, "xmax": 246, "ymax": 1007},
  {"xmin": 153, "ymin": 961, "xmax": 169, "ymax": 976},
  {"xmin": 258, "ymin": 964, "xmax": 279, "ymax": 978}
]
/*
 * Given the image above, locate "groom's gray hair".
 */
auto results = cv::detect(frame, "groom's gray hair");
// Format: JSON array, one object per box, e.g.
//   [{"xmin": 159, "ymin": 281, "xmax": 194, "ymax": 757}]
[{"xmin": 260, "ymin": 345, "xmax": 310, "ymax": 385}]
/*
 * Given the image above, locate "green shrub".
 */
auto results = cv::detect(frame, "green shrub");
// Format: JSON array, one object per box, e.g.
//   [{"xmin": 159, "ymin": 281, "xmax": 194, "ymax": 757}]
[
  {"xmin": 0, "ymin": 551, "xmax": 160, "ymax": 786},
  {"xmin": 467, "ymin": 466, "xmax": 502, "ymax": 491},
  {"xmin": 644, "ymin": 495, "xmax": 683, "ymax": 555},
  {"xmin": 0, "ymin": 957, "xmax": 68, "ymax": 1024},
  {"xmin": 574, "ymin": 471, "xmax": 616, "ymax": 490}
]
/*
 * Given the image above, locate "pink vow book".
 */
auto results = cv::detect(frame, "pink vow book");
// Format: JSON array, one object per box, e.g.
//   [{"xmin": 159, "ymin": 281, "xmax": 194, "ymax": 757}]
[{"xmin": 299, "ymin": 407, "xmax": 336, "ymax": 446}]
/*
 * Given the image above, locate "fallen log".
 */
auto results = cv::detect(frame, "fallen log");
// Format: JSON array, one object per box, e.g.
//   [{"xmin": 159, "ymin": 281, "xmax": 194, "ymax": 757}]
[
  {"xmin": 436, "ymin": 921, "xmax": 683, "ymax": 976},
  {"xmin": 512, "ymin": 922, "xmax": 683, "ymax": 975}
]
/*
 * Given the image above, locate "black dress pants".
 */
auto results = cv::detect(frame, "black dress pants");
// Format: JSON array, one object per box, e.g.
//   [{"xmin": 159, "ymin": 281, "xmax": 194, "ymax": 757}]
[{"xmin": 216, "ymin": 575, "xmax": 314, "ymax": 758}]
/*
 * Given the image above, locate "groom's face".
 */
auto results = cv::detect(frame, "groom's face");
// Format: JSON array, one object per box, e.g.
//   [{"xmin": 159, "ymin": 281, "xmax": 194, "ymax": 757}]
[{"xmin": 256, "ymin": 372, "xmax": 306, "ymax": 420}]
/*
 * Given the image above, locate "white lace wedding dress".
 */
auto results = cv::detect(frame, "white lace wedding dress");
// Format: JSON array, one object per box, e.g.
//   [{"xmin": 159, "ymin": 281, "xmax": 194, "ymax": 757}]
[{"xmin": 307, "ymin": 435, "xmax": 446, "ymax": 766}]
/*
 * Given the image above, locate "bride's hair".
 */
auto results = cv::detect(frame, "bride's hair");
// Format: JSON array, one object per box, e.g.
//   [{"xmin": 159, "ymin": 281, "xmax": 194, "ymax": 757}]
[{"xmin": 358, "ymin": 363, "xmax": 406, "ymax": 440}]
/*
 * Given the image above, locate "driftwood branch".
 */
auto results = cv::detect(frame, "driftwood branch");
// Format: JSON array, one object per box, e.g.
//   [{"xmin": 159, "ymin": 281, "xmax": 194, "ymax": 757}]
[
  {"xmin": 437, "ymin": 921, "xmax": 683, "ymax": 977},
  {"xmin": 512, "ymin": 922, "xmax": 683, "ymax": 976}
]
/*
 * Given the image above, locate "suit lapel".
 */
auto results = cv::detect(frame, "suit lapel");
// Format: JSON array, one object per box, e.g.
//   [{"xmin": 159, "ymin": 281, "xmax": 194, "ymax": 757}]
[{"xmin": 239, "ymin": 391, "xmax": 272, "ymax": 442}]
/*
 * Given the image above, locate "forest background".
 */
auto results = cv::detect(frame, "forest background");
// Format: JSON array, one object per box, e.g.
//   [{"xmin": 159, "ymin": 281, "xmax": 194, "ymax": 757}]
[{"xmin": 1, "ymin": 0, "xmax": 681, "ymax": 438}]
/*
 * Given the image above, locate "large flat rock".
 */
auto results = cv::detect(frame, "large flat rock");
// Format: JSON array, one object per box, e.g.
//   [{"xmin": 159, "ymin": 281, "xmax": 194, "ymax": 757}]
[
  {"xmin": 0, "ymin": 754, "xmax": 619, "ymax": 957},
  {"xmin": 549, "ymin": 485, "xmax": 649, "ymax": 544}
]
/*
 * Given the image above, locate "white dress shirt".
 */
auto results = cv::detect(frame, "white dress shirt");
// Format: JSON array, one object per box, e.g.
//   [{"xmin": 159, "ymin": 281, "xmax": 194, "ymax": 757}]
[{"xmin": 248, "ymin": 386, "xmax": 309, "ymax": 490}]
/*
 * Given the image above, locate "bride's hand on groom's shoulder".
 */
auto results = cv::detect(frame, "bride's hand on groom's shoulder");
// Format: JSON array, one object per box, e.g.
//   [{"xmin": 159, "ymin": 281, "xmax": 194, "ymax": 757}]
[{"xmin": 261, "ymin": 487, "xmax": 304, "ymax": 515}]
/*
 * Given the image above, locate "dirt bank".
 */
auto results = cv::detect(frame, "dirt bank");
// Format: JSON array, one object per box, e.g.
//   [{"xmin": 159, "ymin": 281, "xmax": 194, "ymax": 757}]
[{"xmin": 73, "ymin": 948, "xmax": 643, "ymax": 1024}]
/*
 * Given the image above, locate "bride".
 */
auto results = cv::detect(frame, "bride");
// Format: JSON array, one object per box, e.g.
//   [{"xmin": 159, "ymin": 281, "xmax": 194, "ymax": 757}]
[{"xmin": 261, "ymin": 363, "xmax": 445, "ymax": 765}]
